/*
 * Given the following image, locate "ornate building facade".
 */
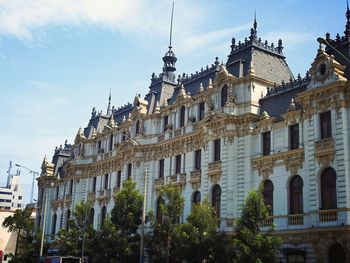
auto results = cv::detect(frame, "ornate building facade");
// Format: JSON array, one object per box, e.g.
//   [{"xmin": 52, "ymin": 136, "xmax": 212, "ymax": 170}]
[{"xmin": 37, "ymin": 8, "xmax": 350, "ymax": 263}]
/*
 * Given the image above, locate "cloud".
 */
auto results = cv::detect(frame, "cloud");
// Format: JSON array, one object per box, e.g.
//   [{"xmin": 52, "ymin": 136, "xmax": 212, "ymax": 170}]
[
  {"xmin": 0, "ymin": 0, "xmax": 202, "ymax": 40},
  {"xmin": 176, "ymin": 24, "xmax": 251, "ymax": 56}
]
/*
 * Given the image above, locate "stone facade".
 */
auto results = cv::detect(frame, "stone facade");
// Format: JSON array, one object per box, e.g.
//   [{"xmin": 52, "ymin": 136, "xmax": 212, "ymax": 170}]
[{"xmin": 36, "ymin": 8, "xmax": 350, "ymax": 263}]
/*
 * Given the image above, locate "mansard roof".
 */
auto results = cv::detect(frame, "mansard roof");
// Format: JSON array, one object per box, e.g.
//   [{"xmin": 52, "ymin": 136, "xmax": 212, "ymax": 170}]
[
  {"xmin": 259, "ymin": 73, "xmax": 310, "ymax": 120},
  {"xmin": 226, "ymin": 19, "xmax": 293, "ymax": 84}
]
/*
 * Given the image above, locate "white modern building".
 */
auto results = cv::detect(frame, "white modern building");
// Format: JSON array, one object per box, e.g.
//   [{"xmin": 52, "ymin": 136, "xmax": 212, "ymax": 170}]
[
  {"xmin": 0, "ymin": 162, "xmax": 23, "ymax": 211},
  {"xmin": 37, "ymin": 7, "xmax": 350, "ymax": 263}
]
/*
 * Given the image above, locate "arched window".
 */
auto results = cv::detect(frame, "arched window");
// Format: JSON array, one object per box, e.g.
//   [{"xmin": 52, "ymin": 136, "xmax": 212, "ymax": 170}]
[
  {"xmin": 221, "ymin": 85, "xmax": 228, "ymax": 107},
  {"xmin": 321, "ymin": 168, "xmax": 337, "ymax": 209},
  {"xmin": 328, "ymin": 243, "xmax": 345, "ymax": 263},
  {"xmin": 156, "ymin": 197, "xmax": 164, "ymax": 223},
  {"xmin": 51, "ymin": 213, "xmax": 57, "ymax": 235},
  {"xmin": 101, "ymin": 206, "xmax": 107, "ymax": 226},
  {"xmin": 135, "ymin": 120, "xmax": 140, "ymax": 137},
  {"xmin": 290, "ymin": 175, "xmax": 303, "ymax": 214},
  {"xmin": 179, "ymin": 106, "xmax": 186, "ymax": 127},
  {"xmin": 212, "ymin": 185, "xmax": 222, "ymax": 218},
  {"xmin": 263, "ymin": 180, "xmax": 274, "ymax": 215},
  {"xmin": 89, "ymin": 208, "xmax": 95, "ymax": 226},
  {"xmin": 66, "ymin": 209, "xmax": 71, "ymax": 230},
  {"xmin": 192, "ymin": 191, "xmax": 201, "ymax": 208}
]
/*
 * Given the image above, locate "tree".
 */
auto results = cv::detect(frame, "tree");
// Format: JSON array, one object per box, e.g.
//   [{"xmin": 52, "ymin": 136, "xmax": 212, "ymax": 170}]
[
  {"xmin": 110, "ymin": 179, "xmax": 143, "ymax": 262},
  {"xmin": 147, "ymin": 184, "xmax": 184, "ymax": 263},
  {"xmin": 55, "ymin": 202, "xmax": 95, "ymax": 258},
  {"xmin": 110, "ymin": 179, "xmax": 143, "ymax": 235},
  {"xmin": 175, "ymin": 200, "xmax": 235, "ymax": 263},
  {"xmin": 234, "ymin": 188, "xmax": 282, "ymax": 263},
  {"xmin": 2, "ymin": 208, "xmax": 38, "ymax": 263}
]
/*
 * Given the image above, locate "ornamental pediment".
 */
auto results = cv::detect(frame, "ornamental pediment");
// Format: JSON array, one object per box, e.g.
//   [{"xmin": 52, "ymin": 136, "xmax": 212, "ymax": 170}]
[
  {"xmin": 213, "ymin": 63, "xmax": 237, "ymax": 88},
  {"xmin": 308, "ymin": 47, "xmax": 346, "ymax": 89}
]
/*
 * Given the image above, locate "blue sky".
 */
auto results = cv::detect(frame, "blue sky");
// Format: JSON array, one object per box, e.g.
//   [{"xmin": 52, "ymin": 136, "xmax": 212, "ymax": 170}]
[{"xmin": 0, "ymin": 0, "xmax": 345, "ymax": 204}]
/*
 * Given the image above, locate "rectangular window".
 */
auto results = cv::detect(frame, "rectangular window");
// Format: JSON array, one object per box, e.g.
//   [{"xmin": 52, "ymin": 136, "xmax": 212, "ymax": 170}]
[
  {"xmin": 18, "ymin": 196, "xmax": 22, "ymax": 200},
  {"xmin": 122, "ymin": 132, "xmax": 126, "ymax": 142},
  {"xmin": 163, "ymin": 115, "xmax": 169, "ymax": 132},
  {"xmin": 175, "ymin": 155, "xmax": 181, "ymax": 174},
  {"xmin": 117, "ymin": 171, "xmax": 121, "ymax": 187},
  {"xmin": 320, "ymin": 111, "xmax": 332, "ymax": 139},
  {"xmin": 69, "ymin": 179, "xmax": 73, "ymax": 195},
  {"xmin": 56, "ymin": 187, "xmax": 59, "ymax": 199},
  {"xmin": 198, "ymin": 102, "xmax": 205, "ymax": 121},
  {"xmin": 214, "ymin": 139, "xmax": 221, "ymax": 162},
  {"xmin": 159, "ymin": 159, "xmax": 165, "ymax": 179},
  {"xmin": 262, "ymin": 132, "xmax": 271, "ymax": 156},
  {"xmin": 17, "ymin": 204, "xmax": 21, "ymax": 208},
  {"xmin": 104, "ymin": 174, "xmax": 109, "ymax": 190},
  {"xmin": 194, "ymin": 149, "xmax": 201, "ymax": 170},
  {"xmin": 127, "ymin": 163, "xmax": 132, "ymax": 179},
  {"xmin": 92, "ymin": 177, "xmax": 97, "ymax": 193},
  {"xmin": 289, "ymin": 124, "xmax": 299, "ymax": 150}
]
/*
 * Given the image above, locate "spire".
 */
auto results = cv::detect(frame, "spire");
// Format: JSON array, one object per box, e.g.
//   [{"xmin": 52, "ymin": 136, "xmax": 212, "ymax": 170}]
[
  {"xmin": 345, "ymin": 0, "xmax": 350, "ymax": 37},
  {"xmin": 162, "ymin": 1, "xmax": 177, "ymax": 73},
  {"xmin": 107, "ymin": 89, "xmax": 112, "ymax": 115},
  {"xmin": 254, "ymin": 11, "xmax": 257, "ymax": 31},
  {"xmin": 250, "ymin": 11, "xmax": 258, "ymax": 41}
]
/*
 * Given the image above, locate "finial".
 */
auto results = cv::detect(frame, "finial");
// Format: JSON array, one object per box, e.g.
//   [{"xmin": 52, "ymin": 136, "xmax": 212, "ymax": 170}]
[
  {"xmin": 198, "ymin": 82, "xmax": 204, "ymax": 93},
  {"xmin": 208, "ymin": 78, "xmax": 213, "ymax": 89},
  {"xmin": 162, "ymin": 2, "xmax": 177, "ymax": 74},
  {"xmin": 107, "ymin": 89, "xmax": 112, "ymax": 115},
  {"xmin": 288, "ymin": 98, "xmax": 296, "ymax": 111},
  {"xmin": 254, "ymin": 11, "xmax": 257, "ymax": 31},
  {"xmin": 261, "ymin": 111, "xmax": 270, "ymax": 119},
  {"xmin": 345, "ymin": 0, "xmax": 350, "ymax": 37}
]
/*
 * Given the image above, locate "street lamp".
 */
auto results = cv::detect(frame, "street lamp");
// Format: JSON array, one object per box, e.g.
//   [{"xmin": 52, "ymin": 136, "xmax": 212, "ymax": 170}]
[
  {"xmin": 317, "ymin": 37, "xmax": 350, "ymax": 65},
  {"xmin": 104, "ymin": 125, "xmax": 148, "ymax": 263},
  {"xmin": 15, "ymin": 163, "xmax": 39, "ymax": 203}
]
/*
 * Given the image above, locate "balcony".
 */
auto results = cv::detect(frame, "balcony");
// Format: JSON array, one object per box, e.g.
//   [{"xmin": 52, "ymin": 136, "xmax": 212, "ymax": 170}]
[
  {"xmin": 154, "ymin": 178, "xmax": 164, "ymax": 190},
  {"xmin": 167, "ymin": 173, "xmax": 186, "ymax": 187},
  {"xmin": 208, "ymin": 161, "xmax": 221, "ymax": 183},
  {"xmin": 189, "ymin": 170, "xmax": 201, "ymax": 189},
  {"xmin": 319, "ymin": 209, "xmax": 338, "ymax": 222},
  {"xmin": 97, "ymin": 189, "xmax": 111, "ymax": 203},
  {"xmin": 173, "ymin": 128, "xmax": 182, "ymax": 137},
  {"xmin": 64, "ymin": 194, "xmax": 72, "ymax": 204},
  {"xmin": 88, "ymin": 192, "xmax": 95, "ymax": 202},
  {"xmin": 260, "ymin": 217, "xmax": 274, "ymax": 227},
  {"xmin": 288, "ymin": 214, "xmax": 304, "ymax": 226},
  {"xmin": 315, "ymin": 137, "xmax": 334, "ymax": 166}
]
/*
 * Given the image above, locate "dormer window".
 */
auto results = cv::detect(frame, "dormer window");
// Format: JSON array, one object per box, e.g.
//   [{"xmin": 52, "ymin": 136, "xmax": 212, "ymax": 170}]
[
  {"xmin": 221, "ymin": 85, "xmax": 228, "ymax": 107},
  {"xmin": 179, "ymin": 106, "xmax": 185, "ymax": 128}
]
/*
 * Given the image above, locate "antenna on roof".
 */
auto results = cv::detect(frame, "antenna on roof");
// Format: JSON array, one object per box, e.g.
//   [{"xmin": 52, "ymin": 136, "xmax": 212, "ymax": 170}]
[{"xmin": 169, "ymin": 1, "xmax": 175, "ymax": 48}]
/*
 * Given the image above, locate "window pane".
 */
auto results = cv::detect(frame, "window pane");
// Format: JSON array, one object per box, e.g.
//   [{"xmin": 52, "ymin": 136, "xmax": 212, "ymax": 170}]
[
  {"xmin": 320, "ymin": 111, "xmax": 332, "ymax": 139},
  {"xmin": 289, "ymin": 124, "xmax": 299, "ymax": 150},
  {"xmin": 175, "ymin": 155, "xmax": 181, "ymax": 174},
  {"xmin": 321, "ymin": 168, "xmax": 337, "ymax": 209},
  {"xmin": 214, "ymin": 139, "xmax": 221, "ymax": 161},
  {"xmin": 262, "ymin": 132, "xmax": 271, "ymax": 156},
  {"xmin": 195, "ymin": 150, "xmax": 201, "ymax": 170},
  {"xmin": 159, "ymin": 159, "xmax": 164, "ymax": 179}
]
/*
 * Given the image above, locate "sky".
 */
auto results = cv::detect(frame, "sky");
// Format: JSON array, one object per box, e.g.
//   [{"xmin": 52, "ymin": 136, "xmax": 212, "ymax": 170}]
[{"xmin": 0, "ymin": 0, "xmax": 346, "ymax": 205}]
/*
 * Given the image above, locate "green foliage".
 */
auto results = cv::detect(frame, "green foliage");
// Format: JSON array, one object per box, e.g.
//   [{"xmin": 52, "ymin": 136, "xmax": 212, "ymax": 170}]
[
  {"xmin": 174, "ymin": 200, "xmax": 235, "ymax": 263},
  {"xmin": 147, "ymin": 184, "xmax": 184, "ymax": 263},
  {"xmin": 109, "ymin": 179, "xmax": 143, "ymax": 262},
  {"xmin": 2, "ymin": 208, "xmax": 38, "ymax": 263},
  {"xmin": 55, "ymin": 202, "xmax": 95, "ymax": 258},
  {"xmin": 234, "ymin": 188, "xmax": 282, "ymax": 263},
  {"xmin": 110, "ymin": 179, "xmax": 143, "ymax": 235}
]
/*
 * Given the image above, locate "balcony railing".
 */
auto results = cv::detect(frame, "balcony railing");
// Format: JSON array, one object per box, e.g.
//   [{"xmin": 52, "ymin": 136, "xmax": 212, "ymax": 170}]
[
  {"xmin": 288, "ymin": 214, "xmax": 304, "ymax": 225},
  {"xmin": 319, "ymin": 209, "xmax": 338, "ymax": 222},
  {"xmin": 154, "ymin": 178, "xmax": 164, "ymax": 189},
  {"xmin": 260, "ymin": 217, "xmax": 273, "ymax": 227},
  {"xmin": 167, "ymin": 173, "xmax": 186, "ymax": 187}
]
